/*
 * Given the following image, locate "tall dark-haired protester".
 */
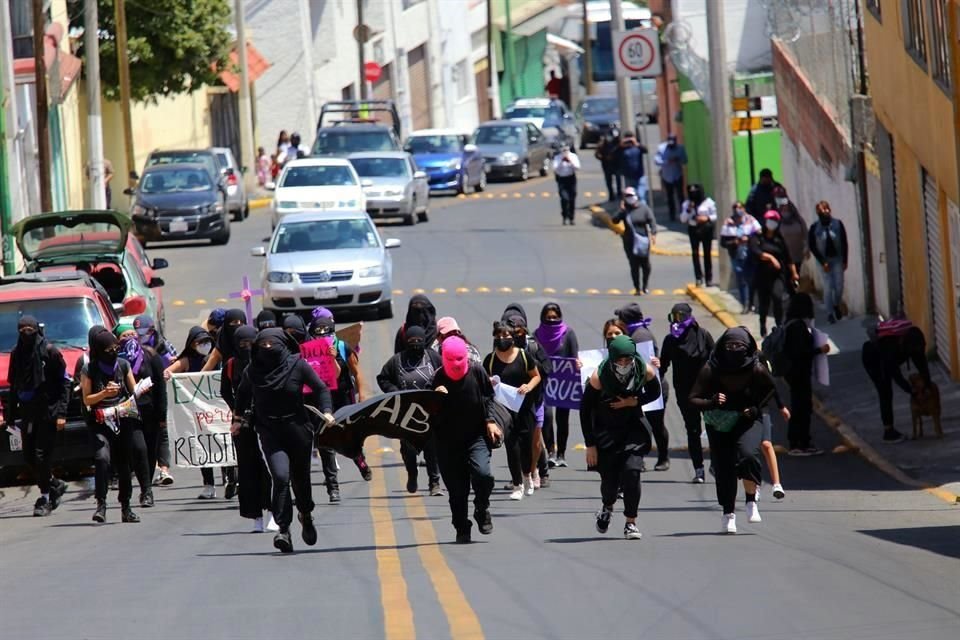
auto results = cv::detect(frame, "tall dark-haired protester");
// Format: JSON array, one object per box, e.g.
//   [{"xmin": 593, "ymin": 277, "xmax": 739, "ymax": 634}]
[{"xmin": 536, "ymin": 303, "xmax": 579, "ymax": 468}]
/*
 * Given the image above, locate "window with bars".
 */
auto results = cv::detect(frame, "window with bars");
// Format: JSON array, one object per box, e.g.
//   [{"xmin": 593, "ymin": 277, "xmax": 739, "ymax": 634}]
[
  {"xmin": 928, "ymin": 0, "xmax": 951, "ymax": 89},
  {"xmin": 867, "ymin": 0, "xmax": 882, "ymax": 20},
  {"xmin": 903, "ymin": 0, "xmax": 928, "ymax": 67},
  {"xmin": 9, "ymin": 0, "xmax": 34, "ymax": 59}
]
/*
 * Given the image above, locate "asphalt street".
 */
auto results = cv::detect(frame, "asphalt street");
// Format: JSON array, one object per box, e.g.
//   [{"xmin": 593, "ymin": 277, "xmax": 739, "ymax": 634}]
[{"xmin": 1, "ymin": 156, "xmax": 958, "ymax": 639}]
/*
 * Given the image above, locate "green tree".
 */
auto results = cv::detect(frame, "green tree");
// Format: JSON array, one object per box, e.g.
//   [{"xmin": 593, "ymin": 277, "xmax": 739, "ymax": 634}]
[{"xmin": 69, "ymin": 0, "xmax": 233, "ymax": 102}]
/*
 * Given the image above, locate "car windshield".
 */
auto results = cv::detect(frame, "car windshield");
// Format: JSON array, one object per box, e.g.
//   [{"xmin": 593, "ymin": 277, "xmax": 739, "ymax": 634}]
[
  {"xmin": 474, "ymin": 126, "xmax": 525, "ymax": 145},
  {"xmin": 312, "ymin": 130, "xmax": 398, "ymax": 155},
  {"xmin": 349, "ymin": 158, "xmax": 409, "ymax": 178},
  {"xmin": 280, "ymin": 166, "xmax": 357, "ymax": 187},
  {"xmin": 582, "ymin": 99, "xmax": 618, "ymax": 115},
  {"xmin": 273, "ymin": 219, "xmax": 380, "ymax": 253},
  {"xmin": 21, "ymin": 222, "xmax": 123, "ymax": 259},
  {"xmin": 505, "ymin": 106, "xmax": 555, "ymax": 119},
  {"xmin": 405, "ymin": 135, "xmax": 462, "ymax": 154},
  {"xmin": 147, "ymin": 152, "xmax": 217, "ymax": 175},
  {"xmin": 0, "ymin": 298, "xmax": 104, "ymax": 351},
  {"xmin": 141, "ymin": 169, "xmax": 213, "ymax": 193}
]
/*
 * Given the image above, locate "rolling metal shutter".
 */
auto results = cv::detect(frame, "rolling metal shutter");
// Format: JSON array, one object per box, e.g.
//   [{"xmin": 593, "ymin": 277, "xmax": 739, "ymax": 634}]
[
  {"xmin": 923, "ymin": 170, "xmax": 951, "ymax": 367},
  {"xmin": 408, "ymin": 45, "xmax": 432, "ymax": 130}
]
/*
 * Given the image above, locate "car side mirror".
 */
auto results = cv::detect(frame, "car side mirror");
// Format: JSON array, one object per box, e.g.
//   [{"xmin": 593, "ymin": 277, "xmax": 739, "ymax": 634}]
[
  {"xmin": 361, "ymin": 179, "xmax": 374, "ymax": 188},
  {"xmin": 464, "ymin": 144, "xmax": 478, "ymax": 154},
  {"xmin": 151, "ymin": 257, "xmax": 169, "ymax": 270},
  {"xmin": 384, "ymin": 238, "xmax": 402, "ymax": 249},
  {"xmin": 530, "ymin": 136, "xmax": 540, "ymax": 143},
  {"xmin": 265, "ymin": 182, "xmax": 276, "ymax": 191},
  {"xmin": 251, "ymin": 246, "xmax": 267, "ymax": 257},
  {"xmin": 121, "ymin": 296, "xmax": 148, "ymax": 317},
  {"xmin": 122, "ymin": 188, "xmax": 134, "ymax": 196},
  {"xmin": 413, "ymin": 171, "xmax": 427, "ymax": 180},
  {"xmin": 148, "ymin": 277, "xmax": 165, "ymax": 288}
]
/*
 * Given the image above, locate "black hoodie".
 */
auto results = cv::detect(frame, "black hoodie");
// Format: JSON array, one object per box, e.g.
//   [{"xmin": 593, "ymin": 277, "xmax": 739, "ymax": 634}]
[
  {"xmin": 394, "ymin": 294, "xmax": 438, "ymax": 353},
  {"xmin": 6, "ymin": 317, "xmax": 70, "ymax": 423}
]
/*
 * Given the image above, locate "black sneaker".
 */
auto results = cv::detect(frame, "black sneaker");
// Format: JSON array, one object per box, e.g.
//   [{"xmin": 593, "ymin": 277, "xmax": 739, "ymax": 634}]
[
  {"xmin": 328, "ymin": 489, "xmax": 341, "ymax": 503},
  {"xmin": 50, "ymin": 479, "xmax": 67, "ymax": 510},
  {"xmin": 140, "ymin": 491, "xmax": 155, "ymax": 508},
  {"xmin": 654, "ymin": 459, "xmax": 670, "ymax": 471},
  {"xmin": 883, "ymin": 429, "xmax": 906, "ymax": 444},
  {"xmin": 624, "ymin": 522, "xmax": 642, "ymax": 540},
  {"xmin": 121, "ymin": 506, "xmax": 141, "ymax": 523},
  {"xmin": 224, "ymin": 481, "xmax": 238, "ymax": 500},
  {"xmin": 474, "ymin": 509, "xmax": 493, "ymax": 535},
  {"xmin": 595, "ymin": 507, "xmax": 612, "ymax": 534},
  {"xmin": 360, "ymin": 466, "xmax": 373, "ymax": 482},
  {"xmin": 406, "ymin": 474, "xmax": 418, "ymax": 494},
  {"xmin": 273, "ymin": 531, "xmax": 294, "ymax": 553},
  {"xmin": 455, "ymin": 529, "xmax": 472, "ymax": 544},
  {"xmin": 428, "ymin": 482, "xmax": 444, "ymax": 497},
  {"xmin": 33, "ymin": 497, "xmax": 52, "ymax": 517},
  {"xmin": 92, "ymin": 500, "xmax": 107, "ymax": 523},
  {"xmin": 299, "ymin": 512, "xmax": 318, "ymax": 546}
]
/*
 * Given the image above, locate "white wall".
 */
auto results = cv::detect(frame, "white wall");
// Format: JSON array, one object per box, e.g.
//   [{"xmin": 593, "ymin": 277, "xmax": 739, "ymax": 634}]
[
  {"xmin": 673, "ymin": 0, "xmax": 771, "ymax": 72},
  {"xmin": 436, "ymin": 0, "xmax": 482, "ymax": 132}
]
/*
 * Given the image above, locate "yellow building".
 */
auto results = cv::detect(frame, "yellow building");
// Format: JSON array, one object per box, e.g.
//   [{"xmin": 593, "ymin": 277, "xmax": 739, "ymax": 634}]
[{"xmin": 863, "ymin": 0, "xmax": 960, "ymax": 377}]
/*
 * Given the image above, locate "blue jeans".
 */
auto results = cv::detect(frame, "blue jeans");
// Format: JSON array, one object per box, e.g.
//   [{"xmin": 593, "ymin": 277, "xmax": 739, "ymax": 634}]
[{"xmin": 821, "ymin": 258, "xmax": 845, "ymax": 314}]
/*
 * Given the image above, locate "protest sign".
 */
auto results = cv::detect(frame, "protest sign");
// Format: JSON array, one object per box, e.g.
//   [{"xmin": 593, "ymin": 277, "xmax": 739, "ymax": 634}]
[
  {"xmin": 545, "ymin": 356, "xmax": 582, "ymax": 409},
  {"xmin": 491, "ymin": 376, "xmax": 525, "ymax": 412},
  {"xmin": 167, "ymin": 371, "xmax": 236, "ymax": 468},
  {"xmin": 636, "ymin": 340, "xmax": 665, "ymax": 411},
  {"xmin": 579, "ymin": 349, "xmax": 607, "ymax": 387},
  {"xmin": 300, "ymin": 337, "xmax": 339, "ymax": 390}
]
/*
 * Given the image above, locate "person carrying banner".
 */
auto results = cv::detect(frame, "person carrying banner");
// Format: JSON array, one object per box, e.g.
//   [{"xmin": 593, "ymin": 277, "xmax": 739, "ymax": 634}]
[
  {"xmin": 581, "ymin": 335, "xmax": 660, "ymax": 540},
  {"xmin": 234, "ymin": 328, "xmax": 334, "ymax": 553},
  {"xmin": 536, "ymin": 303, "xmax": 580, "ymax": 469},
  {"xmin": 5, "ymin": 315, "xmax": 71, "ymax": 517},
  {"xmin": 377, "ymin": 326, "xmax": 444, "ymax": 496},
  {"xmin": 81, "ymin": 328, "xmax": 149, "ymax": 524},
  {"xmin": 433, "ymin": 336, "xmax": 501, "ymax": 543}
]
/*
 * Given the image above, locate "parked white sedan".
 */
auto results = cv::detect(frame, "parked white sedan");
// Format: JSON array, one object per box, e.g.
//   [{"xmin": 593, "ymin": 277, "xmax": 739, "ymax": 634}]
[
  {"xmin": 348, "ymin": 152, "xmax": 429, "ymax": 226},
  {"xmin": 270, "ymin": 158, "xmax": 366, "ymax": 229}
]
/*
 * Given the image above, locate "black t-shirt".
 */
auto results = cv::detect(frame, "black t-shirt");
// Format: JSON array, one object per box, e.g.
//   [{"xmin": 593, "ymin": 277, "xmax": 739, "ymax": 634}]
[
  {"xmin": 483, "ymin": 349, "xmax": 536, "ymax": 413},
  {"xmin": 81, "ymin": 359, "xmax": 132, "ymax": 410},
  {"xmin": 750, "ymin": 232, "xmax": 791, "ymax": 283}
]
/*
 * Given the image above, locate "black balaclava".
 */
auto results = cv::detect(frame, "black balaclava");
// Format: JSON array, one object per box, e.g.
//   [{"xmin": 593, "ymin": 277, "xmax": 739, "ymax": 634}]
[
  {"xmin": 249, "ymin": 328, "xmax": 298, "ymax": 391},
  {"xmin": 501, "ymin": 302, "xmax": 528, "ymax": 324},
  {"xmin": 404, "ymin": 325, "xmax": 427, "ymax": 361},
  {"xmin": 218, "ymin": 309, "xmax": 248, "ymax": 360},
  {"xmin": 256, "ymin": 310, "xmax": 277, "ymax": 330},
  {"xmin": 283, "ymin": 315, "xmax": 308, "ymax": 345},
  {"xmin": 233, "ymin": 325, "xmax": 257, "ymax": 368},
  {"xmin": 506, "ymin": 314, "xmax": 528, "ymax": 348},
  {"xmin": 405, "ymin": 295, "xmax": 438, "ymax": 345},
  {"xmin": 13, "ymin": 315, "xmax": 45, "ymax": 391},
  {"xmin": 91, "ymin": 329, "xmax": 120, "ymax": 377},
  {"xmin": 709, "ymin": 327, "xmax": 759, "ymax": 373},
  {"xmin": 309, "ymin": 315, "xmax": 336, "ymax": 338}
]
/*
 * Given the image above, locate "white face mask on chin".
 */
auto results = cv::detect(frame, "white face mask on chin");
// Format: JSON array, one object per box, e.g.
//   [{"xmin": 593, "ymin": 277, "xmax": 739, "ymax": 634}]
[
  {"xmin": 195, "ymin": 343, "xmax": 212, "ymax": 356},
  {"xmin": 765, "ymin": 220, "xmax": 779, "ymax": 231}
]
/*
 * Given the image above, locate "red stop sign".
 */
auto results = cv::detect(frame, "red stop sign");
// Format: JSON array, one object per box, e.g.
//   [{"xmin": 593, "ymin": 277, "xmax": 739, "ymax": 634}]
[{"xmin": 364, "ymin": 62, "xmax": 382, "ymax": 83}]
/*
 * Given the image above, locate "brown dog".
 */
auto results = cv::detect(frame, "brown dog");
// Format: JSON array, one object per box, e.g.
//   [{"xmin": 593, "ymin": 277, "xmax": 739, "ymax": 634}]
[{"xmin": 909, "ymin": 373, "xmax": 943, "ymax": 439}]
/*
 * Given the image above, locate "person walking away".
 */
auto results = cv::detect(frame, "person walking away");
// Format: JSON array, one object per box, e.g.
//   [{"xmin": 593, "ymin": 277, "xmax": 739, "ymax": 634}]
[
  {"xmin": 536, "ymin": 303, "xmax": 580, "ymax": 468},
  {"xmin": 655, "ymin": 134, "xmax": 688, "ymax": 221},
  {"xmin": 861, "ymin": 321, "xmax": 931, "ymax": 443},
  {"xmin": 6, "ymin": 316, "xmax": 70, "ymax": 516},
  {"xmin": 115, "ymin": 323, "xmax": 163, "ymax": 507},
  {"xmin": 688, "ymin": 327, "xmax": 790, "ymax": 534},
  {"xmin": 613, "ymin": 187, "xmax": 657, "ymax": 295},
  {"xmin": 581, "ymin": 336, "xmax": 660, "ymax": 540},
  {"xmin": 233, "ymin": 329, "xmax": 334, "ymax": 553},
  {"xmin": 395, "ymin": 294, "xmax": 439, "ymax": 354},
  {"xmin": 660, "ymin": 304, "xmax": 715, "ymax": 483},
  {"xmin": 774, "ymin": 186, "xmax": 808, "ymax": 273},
  {"xmin": 595, "ymin": 130, "xmax": 622, "ymax": 202},
  {"xmin": 81, "ymin": 328, "xmax": 149, "ymax": 524},
  {"xmin": 680, "ymin": 184, "xmax": 717, "ymax": 287},
  {"xmin": 435, "ymin": 316, "xmax": 483, "ymax": 364},
  {"xmin": 778, "ymin": 293, "xmax": 829, "ymax": 457},
  {"xmin": 553, "ymin": 145, "xmax": 580, "ymax": 225},
  {"xmin": 432, "ymin": 337, "xmax": 500, "ymax": 543},
  {"xmin": 745, "ymin": 168, "xmax": 783, "ymax": 220},
  {"xmin": 618, "ymin": 132, "xmax": 649, "ymax": 203},
  {"xmin": 808, "ymin": 201, "xmax": 849, "ymax": 323},
  {"xmin": 720, "ymin": 202, "xmax": 762, "ymax": 313},
  {"xmin": 377, "ymin": 326, "xmax": 444, "ymax": 496},
  {"xmin": 751, "ymin": 211, "xmax": 798, "ymax": 337}
]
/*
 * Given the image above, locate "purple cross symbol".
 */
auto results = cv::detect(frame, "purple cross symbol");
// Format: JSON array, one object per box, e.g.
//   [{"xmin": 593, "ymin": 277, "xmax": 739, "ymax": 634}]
[{"xmin": 229, "ymin": 275, "xmax": 265, "ymax": 325}]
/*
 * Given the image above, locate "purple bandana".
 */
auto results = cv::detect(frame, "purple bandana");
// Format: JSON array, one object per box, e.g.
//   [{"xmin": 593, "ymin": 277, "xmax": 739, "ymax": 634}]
[
  {"xmin": 119, "ymin": 337, "xmax": 145, "ymax": 375},
  {"xmin": 670, "ymin": 317, "xmax": 696, "ymax": 339},
  {"xmin": 534, "ymin": 322, "xmax": 568, "ymax": 356},
  {"xmin": 626, "ymin": 319, "xmax": 653, "ymax": 335}
]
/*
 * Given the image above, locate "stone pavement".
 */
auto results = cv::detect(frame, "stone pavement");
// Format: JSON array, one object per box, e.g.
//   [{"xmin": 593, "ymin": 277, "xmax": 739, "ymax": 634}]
[{"xmin": 688, "ymin": 283, "xmax": 960, "ymax": 503}]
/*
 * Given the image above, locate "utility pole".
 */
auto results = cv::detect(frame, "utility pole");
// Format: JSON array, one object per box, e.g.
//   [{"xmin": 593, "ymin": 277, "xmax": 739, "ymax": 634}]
[
  {"xmin": 610, "ymin": 0, "xmax": 635, "ymax": 134},
  {"xmin": 504, "ymin": 0, "xmax": 517, "ymax": 100},
  {"xmin": 115, "ymin": 0, "xmax": 136, "ymax": 189},
  {"xmin": 582, "ymin": 0, "xmax": 592, "ymax": 96},
  {"xmin": 1, "ymin": 0, "xmax": 22, "ymax": 273},
  {"xmin": 357, "ymin": 0, "xmax": 368, "ymax": 100},
  {"xmin": 85, "ymin": 0, "xmax": 106, "ymax": 209},
  {"xmin": 706, "ymin": 0, "xmax": 733, "ymax": 288},
  {"xmin": 852, "ymin": 0, "xmax": 876, "ymax": 314},
  {"xmin": 32, "ymin": 0, "xmax": 52, "ymax": 212},
  {"xmin": 234, "ymin": 0, "xmax": 256, "ymax": 192}
]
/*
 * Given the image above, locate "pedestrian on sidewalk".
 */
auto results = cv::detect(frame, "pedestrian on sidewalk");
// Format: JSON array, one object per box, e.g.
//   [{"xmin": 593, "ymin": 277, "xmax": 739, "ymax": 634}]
[
  {"xmin": 6, "ymin": 316, "xmax": 70, "ymax": 517},
  {"xmin": 680, "ymin": 184, "xmax": 718, "ymax": 287},
  {"xmin": 581, "ymin": 335, "xmax": 660, "ymax": 540},
  {"xmin": 808, "ymin": 201, "xmax": 849, "ymax": 323},
  {"xmin": 688, "ymin": 327, "xmax": 789, "ymax": 534},
  {"xmin": 256, "ymin": 146, "xmax": 271, "ymax": 187},
  {"xmin": 595, "ymin": 130, "xmax": 622, "ymax": 202},
  {"xmin": 660, "ymin": 303, "xmax": 715, "ymax": 484},
  {"xmin": 781, "ymin": 293, "xmax": 828, "ymax": 456},
  {"xmin": 745, "ymin": 168, "xmax": 784, "ymax": 220},
  {"xmin": 861, "ymin": 321, "xmax": 931, "ymax": 444},
  {"xmin": 618, "ymin": 132, "xmax": 649, "ymax": 203},
  {"xmin": 536, "ymin": 303, "xmax": 580, "ymax": 468},
  {"xmin": 432, "ymin": 337, "xmax": 500, "ymax": 544},
  {"xmin": 774, "ymin": 186, "xmax": 808, "ymax": 273},
  {"xmin": 655, "ymin": 134, "xmax": 688, "ymax": 221},
  {"xmin": 612, "ymin": 186, "xmax": 657, "ymax": 295},
  {"xmin": 751, "ymin": 211, "xmax": 798, "ymax": 337},
  {"xmin": 720, "ymin": 202, "xmax": 761, "ymax": 314},
  {"xmin": 553, "ymin": 144, "xmax": 581, "ymax": 225}
]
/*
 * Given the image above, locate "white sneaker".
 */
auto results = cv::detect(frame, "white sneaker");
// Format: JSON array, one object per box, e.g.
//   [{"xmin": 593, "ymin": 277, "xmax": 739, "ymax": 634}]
[
  {"xmin": 772, "ymin": 483, "xmax": 785, "ymax": 500},
  {"xmin": 509, "ymin": 486, "xmax": 524, "ymax": 501},
  {"xmin": 523, "ymin": 475, "xmax": 534, "ymax": 496},
  {"xmin": 198, "ymin": 485, "xmax": 216, "ymax": 500},
  {"xmin": 746, "ymin": 501, "xmax": 762, "ymax": 523},
  {"xmin": 532, "ymin": 470, "xmax": 541, "ymax": 490},
  {"xmin": 722, "ymin": 513, "xmax": 737, "ymax": 534},
  {"xmin": 266, "ymin": 513, "xmax": 280, "ymax": 532},
  {"xmin": 252, "ymin": 517, "xmax": 265, "ymax": 533}
]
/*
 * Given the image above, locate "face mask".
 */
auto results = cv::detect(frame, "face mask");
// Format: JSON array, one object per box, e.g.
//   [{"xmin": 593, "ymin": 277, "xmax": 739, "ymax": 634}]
[
  {"xmin": 765, "ymin": 220, "xmax": 779, "ymax": 231},
  {"xmin": 614, "ymin": 362, "xmax": 634, "ymax": 377},
  {"xmin": 545, "ymin": 316, "xmax": 562, "ymax": 326},
  {"xmin": 195, "ymin": 342, "xmax": 212, "ymax": 357},
  {"xmin": 514, "ymin": 334, "xmax": 528, "ymax": 349},
  {"xmin": 733, "ymin": 209, "xmax": 744, "ymax": 219},
  {"xmin": 406, "ymin": 341, "xmax": 425, "ymax": 356},
  {"xmin": 19, "ymin": 331, "xmax": 37, "ymax": 346},
  {"xmin": 495, "ymin": 337, "xmax": 515, "ymax": 352},
  {"xmin": 818, "ymin": 213, "xmax": 831, "ymax": 224},
  {"xmin": 140, "ymin": 333, "xmax": 156, "ymax": 347},
  {"xmin": 775, "ymin": 197, "xmax": 788, "ymax": 207},
  {"xmin": 625, "ymin": 196, "xmax": 639, "ymax": 206}
]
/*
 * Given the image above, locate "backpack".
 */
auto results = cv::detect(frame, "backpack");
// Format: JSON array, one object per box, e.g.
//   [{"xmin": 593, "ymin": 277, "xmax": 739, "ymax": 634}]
[
  {"xmin": 486, "ymin": 349, "xmax": 529, "ymax": 377},
  {"xmin": 760, "ymin": 320, "xmax": 799, "ymax": 377}
]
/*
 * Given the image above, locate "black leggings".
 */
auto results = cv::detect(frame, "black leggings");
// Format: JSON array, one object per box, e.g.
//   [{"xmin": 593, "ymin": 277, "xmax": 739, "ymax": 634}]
[
  {"xmin": 678, "ymin": 400, "xmax": 705, "ymax": 469},
  {"xmin": 862, "ymin": 346, "xmax": 897, "ymax": 428},
  {"xmin": 201, "ymin": 465, "xmax": 236, "ymax": 487},
  {"xmin": 91, "ymin": 419, "xmax": 150, "ymax": 504},
  {"xmin": 542, "ymin": 406, "xmax": 570, "ymax": 458},
  {"xmin": 234, "ymin": 427, "xmax": 271, "ymax": 519},
  {"xmin": 786, "ymin": 376, "xmax": 813, "ymax": 450},
  {"xmin": 505, "ymin": 410, "xmax": 535, "ymax": 485},
  {"xmin": 645, "ymin": 410, "xmax": 669, "ymax": 462},
  {"xmin": 688, "ymin": 229, "xmax": 713, "ymax": 283},
  {"xmin": 318, "ymin": 448, "xmax": 339, "ymax": 493},
  {"xmin": 706, "ymin": 422, "xmax": 762, "ymax": 514},
  {"xmin": 20, "ymin": 411, "xmax": 57, "ymax": 494},
  {"xmin": 756, "ymin": 279, "xmax": 786, "ymax": 335},
  {"xmin": 598, "ymin": 447, "xmax": 644, "ymax": 518},
  {"xmin": 140, "ymin": 409, "xmax": 161, "ymax": 483},
  {"xmin": 437, "ymin": 436, "xmax": 494, "ymax": 534},
  {"xmin": 627, "ymin": 253, "xmax": 652, "ymax": 292},
  {"xmin": 256, "ymin": 420, "xmax": 314, "ymax": 531},
  {"xmin": 401, "ymin": 433, "xmax": 441, "ymax": 486}
]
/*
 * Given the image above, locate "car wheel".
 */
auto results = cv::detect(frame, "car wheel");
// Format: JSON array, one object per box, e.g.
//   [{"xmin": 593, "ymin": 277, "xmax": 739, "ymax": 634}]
[
  {"xmin": 519, "ymin": 161, "xmax": 529, "ymax": 182},
  {"xmin": 211, "ymin": 228, "xmax": 231, "ymax": 245},
  {"xmin": 243, "ymin": 204, "xmax": 250, "ymax": 220},
  {"xmin": 540, "ymin": 156, "xmax": 550, "ymax": 177},
  {"xmin": 232, "ymin": 207, "xmax": 243, "ymax": 222},
  {"xmin": 417, "ymin": 207, "xmax": 429, "ymax": 223},
  {"xmin": 376, "ymin": 300, "xmax": 394, "ymax": 320},
  {"xmin": 476, "ymin": 170, "xmax": 486, "ymax": 192}
]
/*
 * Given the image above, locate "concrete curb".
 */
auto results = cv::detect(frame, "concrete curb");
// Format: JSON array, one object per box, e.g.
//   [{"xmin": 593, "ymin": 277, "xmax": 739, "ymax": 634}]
[
  {"xmin": 588, "ymin": 205, "xmax": 719, "ymax": 257},
  {"xmin": 685, "ymin": 283, "xmax": 960, "ymax": 505},
  {"xmin": 249, "ymin": 197, "xmax": 271, "ymax": 210}
]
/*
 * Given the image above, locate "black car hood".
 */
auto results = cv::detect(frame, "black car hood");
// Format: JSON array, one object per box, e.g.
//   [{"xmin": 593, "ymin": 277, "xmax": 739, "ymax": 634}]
[{"xmin": 138, "ymin": 190, "xmax": 218, "ymax": 210}]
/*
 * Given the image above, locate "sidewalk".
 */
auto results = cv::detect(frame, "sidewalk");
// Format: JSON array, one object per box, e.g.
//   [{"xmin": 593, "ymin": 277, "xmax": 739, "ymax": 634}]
[{"xmin": 688, "ymin": 284, "xmax": 960, "ymax": 503}]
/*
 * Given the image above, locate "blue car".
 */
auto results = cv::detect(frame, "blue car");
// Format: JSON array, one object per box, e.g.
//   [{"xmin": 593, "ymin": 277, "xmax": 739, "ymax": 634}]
[{"xmin": 404, "ymin": 130, "xmax": 486, "ymax": 195}]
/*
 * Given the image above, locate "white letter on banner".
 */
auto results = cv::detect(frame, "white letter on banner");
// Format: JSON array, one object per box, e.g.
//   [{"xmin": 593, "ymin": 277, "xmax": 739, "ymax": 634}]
[
  {"xmin": 400, "ymin": 403, "xmax": 430, "ymax": 434},
  {"xmin": 369, "ymin": 394, "xmax": 402, "ymax": 424}
]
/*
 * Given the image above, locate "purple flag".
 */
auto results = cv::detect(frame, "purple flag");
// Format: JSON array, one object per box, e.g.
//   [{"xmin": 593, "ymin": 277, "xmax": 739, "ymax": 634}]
[{"xmin": 544, "ymin": 356, "xmax": 582, "ymax": 410}]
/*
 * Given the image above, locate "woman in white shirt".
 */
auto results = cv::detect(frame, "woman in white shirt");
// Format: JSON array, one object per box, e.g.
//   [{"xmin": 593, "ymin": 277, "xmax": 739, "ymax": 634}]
[{"xmin": 680, "ymin": 184, "xmax": 718, "ymax": 287}]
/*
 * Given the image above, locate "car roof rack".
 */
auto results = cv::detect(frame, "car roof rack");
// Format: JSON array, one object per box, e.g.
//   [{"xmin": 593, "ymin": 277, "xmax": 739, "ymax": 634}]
[
  {"xmin": 318, "ymin": 101, "xmax": 401, "ymax": 139},
  {"xmin": 0, "ymin": 270, "xmax": 112, "ymax": 299}
]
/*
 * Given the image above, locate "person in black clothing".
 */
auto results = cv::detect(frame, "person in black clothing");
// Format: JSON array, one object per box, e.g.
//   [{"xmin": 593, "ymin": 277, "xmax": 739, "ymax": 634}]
[
  {"xmin": 535, "ymin": 302, "xmax": 579, "ymax": 468},
  {"xmin": 115, "ymin": 323, "xmax": 164, "ymax": 507},
  {"xmin": 751, "ymin": 210, "xmax": 798, "ymax": 337},
  {"xmin": 394, "ymin": 294, "xmax": 439, "ymax": 353},
  {"xmin": 282, "ymin": 314, "xmax": 308, "ymax": 344},
  {"xmin": 781, "ymin": 294, "xmax": 829, "ymax": 455},
  {"xmin": 595, "ymin": 129, "xmax": 622, "ymax": 201},
  {"xmin": 745, "ymin": 168, "xmax": 783, "ymax": 220},
  {"xmin": 660, "ymin": 303, "xmax": 715, "ymax": 483},
  {"xmin": 222, "ymin": 325, "xmax": 272, "ymax": 532},
  {"xmin": 377, "ymin": 325, "xmax": 444, "ymax": 496},
  {"xmin": 303, "ymin": 314, "xmax": 345, "ymax": 502},
  {"xmin": 256, "ymin": 310, "xmax": 278, "ymax": 330},
  {"xmin": 808, "ymin": 200, "xmax": 849, "ymax": 323},
  {"xmin": 612, "ymin": 186, "xmax": 657, "ymax": 295},
  {"xmin": 581, "ymin": 335, "xmax": 660, "ymax": 540},
  {"xmin": 688, "ymin": 327, "xmax": 790, "ymax": 534},
  {"xmin": 861, "ymin": 324, "xmax": 931, "ymax": 443},
  {"xmin": 234, "ymin": 328, "xmax": 334, "ymax": 553},
  {"xmin": 614, "ymin": 303, "xmax": 669, "ymax": 471},
  {"xmin": 432, "ymin": 336, "xmax": 501, "ymax": 544},
  {"xmin": 6, "ymin": 316, "xmax": 71, "ymax": 517},
  {"xmin": 81, "ymin": 328, "xmax": 149, "ymax": 524}
]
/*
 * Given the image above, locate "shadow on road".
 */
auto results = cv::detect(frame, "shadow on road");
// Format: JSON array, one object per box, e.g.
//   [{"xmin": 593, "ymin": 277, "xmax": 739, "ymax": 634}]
[{"xmin": 858, "ymin": 525, "xmax": 960, "ymax": 559}]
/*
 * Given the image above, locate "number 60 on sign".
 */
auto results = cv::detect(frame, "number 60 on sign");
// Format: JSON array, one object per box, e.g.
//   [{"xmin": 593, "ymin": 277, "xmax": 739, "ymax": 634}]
[{"xmin": 613, "ymin": 29, "xmax": 662, "ymax": 78}]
